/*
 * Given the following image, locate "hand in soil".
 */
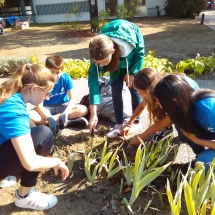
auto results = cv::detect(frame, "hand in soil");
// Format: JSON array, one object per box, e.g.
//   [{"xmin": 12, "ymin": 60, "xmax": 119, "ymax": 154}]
[{"xmin": 53, "ymin": 161, "xmax": 69, "ymax": 181}]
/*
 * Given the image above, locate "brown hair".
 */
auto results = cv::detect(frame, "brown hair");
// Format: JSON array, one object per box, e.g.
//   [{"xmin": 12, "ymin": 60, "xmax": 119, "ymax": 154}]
[
  {"xmin": 89, "ymin": 34, "xmax": 120, "ymax": 72},
  {"xmin": 0, "ymin": 64, "xmax": 55, "ymax": 105},
  {"xmin": 134, "ymin": 68, "xmax": 166, "ymax": 124},
  {"xmin": 45, "ymin": 54, "xmax": 64, "ymax": 70}
]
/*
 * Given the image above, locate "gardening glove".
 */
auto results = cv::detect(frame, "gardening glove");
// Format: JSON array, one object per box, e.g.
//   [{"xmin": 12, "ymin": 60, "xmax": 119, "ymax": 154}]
[
  {"xmin": 47, "ymin": 117, "xmax": 61, "ymax": 136},
  {"xmin": 59, "ymin": 113, "xmax": 69, "ymax": 129}
]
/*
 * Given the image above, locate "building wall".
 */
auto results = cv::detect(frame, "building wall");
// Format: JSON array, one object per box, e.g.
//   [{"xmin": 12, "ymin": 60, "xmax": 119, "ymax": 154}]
[
  {"xmin": 33, "ymin": 0, "xmax": 166, "ymax": 24},
  {"xmin": 146, "ymin": 0, "xmax": 166, "ymax": 16},
  {"xmin": 32, "ymin": 0, "xmax": 90, "ymax": 23}
]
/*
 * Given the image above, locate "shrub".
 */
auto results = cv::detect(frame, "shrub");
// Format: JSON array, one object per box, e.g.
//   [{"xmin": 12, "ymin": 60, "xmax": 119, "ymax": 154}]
[
  {"xmin": 115, "ymin": 1, "xmax": 137, "ymax": 20},
  {"xmin": 143, "ymin": 50, "xmax": 174, "ymax": 73},
  {"xmin": 0, "ymin": 57, "xmax": 31, "ymax": 77},
  {"xmin": 165, "ymin": 0, "xmax": 205, "ymax": 18}
]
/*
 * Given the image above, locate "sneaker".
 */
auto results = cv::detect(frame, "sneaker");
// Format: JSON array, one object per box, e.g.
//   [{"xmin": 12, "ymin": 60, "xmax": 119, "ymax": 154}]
[
  {"xmin": 14, "ymin": 187, "xmax": 57, "ymax": 210},
  {"xmin": 128, "ymin": 123, "xmax": 142, "ymax": 135},
  {"xmin": 0, "ymin": 176, "xmax": 17, "ymax": 188},
  {"xmin": 67, "ymin": 117, "xmax": 88, "ymax": 128},
  {"xmin": 107, "ymin": 124, "xmax": 124, "ymax": 139},
  {"xmin": 59, "ymin": 113, "xmax": 68, "ymax": 129},
  {"xmin": 152, "ymin": 126, "xmax": 173, "ymax": 142}
]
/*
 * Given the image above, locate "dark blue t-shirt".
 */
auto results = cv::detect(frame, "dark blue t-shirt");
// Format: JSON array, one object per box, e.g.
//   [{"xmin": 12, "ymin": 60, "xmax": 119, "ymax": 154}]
[
  {"xmin": 44, "ymin": 72, "xmax": 74, "ymax": 106},
  {"xmin": 0, "ymin": 93, "xmax": 30, "ymax": 146}
]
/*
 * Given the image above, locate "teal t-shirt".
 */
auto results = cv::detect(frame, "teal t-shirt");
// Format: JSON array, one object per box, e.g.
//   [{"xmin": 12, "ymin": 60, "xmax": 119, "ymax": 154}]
[{"xmin": 0, "ymin": 93, "xmax": 30, "ymax": 146}]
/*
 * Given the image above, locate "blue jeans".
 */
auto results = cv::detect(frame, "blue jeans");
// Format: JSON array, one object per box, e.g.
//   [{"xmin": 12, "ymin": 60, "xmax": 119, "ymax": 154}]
[
  {"xmin": 175, "ymin": 125, "xmax": 215, "ymax": 169},
  {"xmin": 111, "ymin": 75, "xmax": 141, "ymax": 124}
]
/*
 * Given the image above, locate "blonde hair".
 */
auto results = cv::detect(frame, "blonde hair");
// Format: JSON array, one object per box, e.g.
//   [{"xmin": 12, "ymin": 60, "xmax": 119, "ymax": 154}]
[
  {"xmin": 0, "ymin": 64, "xmax": 55, "ymax": 105},
  {"xmin": 89, "ymin": 34, "xmax": 120, "ymax": 72}
]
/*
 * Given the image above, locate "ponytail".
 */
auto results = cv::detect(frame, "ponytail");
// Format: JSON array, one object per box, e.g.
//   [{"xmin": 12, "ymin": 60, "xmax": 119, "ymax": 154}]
[{"xmin": 0, "ymin": 64, "xmax": 55, "ymax": 105}]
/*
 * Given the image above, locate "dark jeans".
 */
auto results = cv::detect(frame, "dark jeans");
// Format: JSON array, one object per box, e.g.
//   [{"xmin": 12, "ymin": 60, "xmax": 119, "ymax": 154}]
[
  {"xmin": 175, "ymin": 125, "xmax": 215, "ymax": 169},
  {"xmin": 111, "ymin": 75, "xmax": 141, "ymax": 124},
  {"xmin": 0, "ymin": 125, "xmax": 55, "ymax": 187}
]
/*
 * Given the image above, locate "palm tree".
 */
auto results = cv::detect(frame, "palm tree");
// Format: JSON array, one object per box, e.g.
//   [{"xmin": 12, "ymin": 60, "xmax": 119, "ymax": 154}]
[{"xmin": 0, "ymin": 0, "xmax": 5, "ymax": 8}]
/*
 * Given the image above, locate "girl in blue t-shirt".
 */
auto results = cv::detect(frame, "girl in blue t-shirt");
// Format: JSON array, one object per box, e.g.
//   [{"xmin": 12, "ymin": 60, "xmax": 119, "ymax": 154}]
[
  {"xmin": 0, "ymin": 64, "xmax": 69, "ymax": 210},
  {"xmin": 120, "ymin": 68, "xmax": 199, "ymax": 144},
  {"xmin": 153, "ymin": 74, "xmax": 215, "ymax": 168}
]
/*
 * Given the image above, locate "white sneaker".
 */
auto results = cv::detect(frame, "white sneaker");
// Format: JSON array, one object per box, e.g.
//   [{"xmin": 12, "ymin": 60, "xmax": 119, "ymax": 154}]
[
  {"xmin": 128, "ymin": 123, "xmax": 142, "ymax": 135},
  {"xmin": 107, "ymin": 124, "xmax": 124, "ymax": 138},
  {"xmin": 14, "ymin": 187, "xmax": 57, "ymax": 210},
  {"xmin": 0, "ymin": 176, "xmax": 17, "ymax": 188}
]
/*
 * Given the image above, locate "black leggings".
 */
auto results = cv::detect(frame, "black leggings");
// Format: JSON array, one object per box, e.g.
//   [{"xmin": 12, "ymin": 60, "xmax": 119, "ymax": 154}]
[{"xmin": 0, "ymin": 125, "xmax": 55, "ymax": 187}]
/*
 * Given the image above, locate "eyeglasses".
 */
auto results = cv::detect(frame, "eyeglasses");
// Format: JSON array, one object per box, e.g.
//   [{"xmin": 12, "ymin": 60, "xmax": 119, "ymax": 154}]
[
  {"xmin": 24, "ymin": 84, "xmax": 52, "ymax": 98},
  {"xmin": 37, "ymin": 86, "xmax": 52, "ymax": 98}
]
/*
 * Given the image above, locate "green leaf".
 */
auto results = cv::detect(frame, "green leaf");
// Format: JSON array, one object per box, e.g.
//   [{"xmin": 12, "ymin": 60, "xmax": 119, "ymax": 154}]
[
  {"xmin": 210, "ymin": 179, "xmax": 215, "ymax": 207},
  {"xmin": 123, "ymin": 198, "xmax": 133, "ymax": 214},
  {"xmin": 129, "ymin": 162, "xmax": 171, "ymax": 206},
  {"xmin": 166, "ymin": 179, "xmax": 173, "ymax": 204},
  {"xmin": 195, "ymin": 61, "xmax": 205, "ymax": 74},
  {"xmin": 183, "ymin": 178, "xmax": 196, "ymax": 215},
  {"xmin": 200, "ymin": 199, "xmax": 207, "ymax": 215}
]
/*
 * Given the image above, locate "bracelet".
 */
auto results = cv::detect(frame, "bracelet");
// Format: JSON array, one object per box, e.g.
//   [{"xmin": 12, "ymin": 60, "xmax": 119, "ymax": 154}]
[{"xmin": 124, "ymin": 124, "xmax": 132, "ymax": 128}]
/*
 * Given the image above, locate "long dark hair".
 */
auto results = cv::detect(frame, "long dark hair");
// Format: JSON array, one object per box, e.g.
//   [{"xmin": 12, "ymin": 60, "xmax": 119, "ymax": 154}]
[
  {"xmin": 154, "ymin": 74, "xmax": 215, "ymax": 135},
  {"xmin": 89, "ymin": 34, "xmax": 120, "ymax": 72}
]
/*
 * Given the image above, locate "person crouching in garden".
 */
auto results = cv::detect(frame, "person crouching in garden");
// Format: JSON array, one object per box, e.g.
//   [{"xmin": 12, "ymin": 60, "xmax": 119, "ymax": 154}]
[
  {"xmin": 153, "ymin": 74, "xmax": 215, "ymax": 169},
  {"xmin": 0, "ymin": 63, "xmax": 69, "ymax": 210},
  {"xmin": 120, "ymin": 68, "xmax": 199, "ymax": 143},
  {"xmin": 88, "ymin": 19, "xmax": 144, "ymax": 138}
]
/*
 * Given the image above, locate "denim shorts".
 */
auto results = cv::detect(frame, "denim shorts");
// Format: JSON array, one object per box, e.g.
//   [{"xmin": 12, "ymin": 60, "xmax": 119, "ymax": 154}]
[{"xmin": 44, "ymin": 103, "xmax": 68, "ymax": 115}]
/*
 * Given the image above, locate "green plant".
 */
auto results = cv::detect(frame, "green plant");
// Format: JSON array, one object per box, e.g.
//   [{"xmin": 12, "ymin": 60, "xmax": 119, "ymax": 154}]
[
  {"xmin": 182, "ymin": 162, "xmax": 214, "ymax": 214},
  {"xmin": 165, "ymin": 0, "xmax": 205, "ymax": 18},
  {"xmin": 123, "ymin": 138, "xmax": 173, "ymax": 211},
  {"xmin": 144, "ymin": 50, "xmax": 174, "ymax": 73},
  {"xmin": 64, "ymin": 58, "xmax": 90, "ymax": 79},
  {"xmin": 91, "ymin": 17, "xmax": 99, "ymax": 32},
  {"xmin": 176, "ymin": 53, "xmax": 215, "ymax": 77},
  {"xmin": 166, "ymin": 174, "xmax": 184, "ymax": 215},
  {"xmin": 0, "ymin": 57, "xmax": 31, "ymax": 77},
  {"xmin": 122, "ymin": 149, "xmax": 135, "ymax": 186},
  {"xmin": 98, "ymin": 9, "xmax": 110, "ymax": 27},
  {"xmin": 84, "ymin": 142, "xmax": 122, "ymax": 184},
  {"xmin": 107, "ymin": 147, "xmax": 123, "ymax": 179},
  {"xmin": 28, "ymin": 51, "xmax": 215, "ymax": 80},
  {"xmin": 63, "ymin": 13, "xmax": 72, "ymax": 30},
  {"xmin": 98, "ymin": 141, "xmax": 112, "ymax": 173},
  {"xmin": 122, "ymin": 137, "xmax": 176, "ymax": 204},
  {"xmin": 67, "ymin": 152, "xmax": 78, "ymax": 174},
  {"xmin": 63, "ymin": 1, "xmax": 83, "ymax": 31},
  {"xmin": 115, "ymin": 3, "xmax": 134, "ymax": 20},
  {"xmin": 84, "ymin": 151, "xmax": 100, "ymax": 184},
  {"xmin": 72, "ymin": 3, "xmax": 83, "ymax": 31}
]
